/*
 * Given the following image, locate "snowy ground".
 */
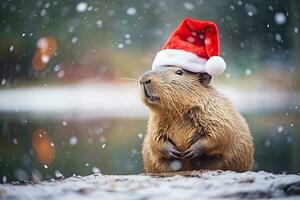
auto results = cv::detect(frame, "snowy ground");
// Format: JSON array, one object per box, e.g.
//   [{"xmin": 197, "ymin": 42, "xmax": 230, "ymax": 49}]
[
  {"xmin": 1, "ymin": 171, "xmax": 300, "ymax": 200},
  {"xmin": 0, "ymin": 83, "xmax": 299, "ymax": 119}
]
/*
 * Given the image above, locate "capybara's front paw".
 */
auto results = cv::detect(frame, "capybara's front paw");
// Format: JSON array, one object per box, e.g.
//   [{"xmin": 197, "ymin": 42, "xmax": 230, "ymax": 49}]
[
  {"xmin": 162, "ymin": 141, "xmax": 182, "ymax": 159},
  {"xmin": 182, "ymin": 142, "xmax": 202, "ymax": 159}
]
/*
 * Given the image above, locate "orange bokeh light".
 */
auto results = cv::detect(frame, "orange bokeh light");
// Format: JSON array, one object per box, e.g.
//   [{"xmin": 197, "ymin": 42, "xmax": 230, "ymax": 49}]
[
  {"xmin": 32, "ymin": 128, "xmax": 56, "ymax": 165},
  {"xmin": 32, "ymin": 36, "xmax": 58, "ymax": 71}
]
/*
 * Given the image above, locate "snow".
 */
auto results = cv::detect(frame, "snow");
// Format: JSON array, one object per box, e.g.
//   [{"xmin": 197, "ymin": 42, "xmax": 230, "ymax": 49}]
[
  {"xmin": 41, "ymin": 55, "xmax": 50, "ymax": 63},
  {"xmin": 69, "ymin": 136, "xmax": 78, "ymax": 146},
  {"xmin": 126, "ymin": 7, "xmax": 136, "ymax": 16},
  {"xmin": 286, "ymin": 136, "xmax": 293, "ymax": 143},
  {"xmin": 92, "ymin": 167, "xmax": 100, "ymax": 174},
  {"xmin": 274, "ymin": 12, "xmax": 287, "ymax": 25},
  {"xmin": 76, "ymin": 2, "xmax": 88, "ymax": 12},
  {"xmin": 277, "ymin": 126, "xmax": 284, "ymax": 133},
  {"xmin": 264, "ymin": 139, "xmax": 271, "ymax": 147},
  {"xmin": 1, "ymin": 79, "xmax": 6, "ymax": 86},
  {"xmin": 96, "ymin": 20, "xmax": 103, "ymax": 28},
  {"xmin": 71, "ymin": 36, "xmax": 78, "ymax": 44},
  {"xmin": 9, "ymin": 45, "xmax": 14, "ymax": 52},
  {"xmin": 54, "ymin": 170, "xmax": 64, "ymax": 179},
  {"xmin": 2, "ymin": 176, "xmax": 7, "ymax": 184},
  {"xmin": 118, "ymin": 43, "xmax": 124, "ymax": 48},
  {"xmin": 244, "ymin": 3, "xmax": 257, "ymax": 17},
  {"xmin": 275, "ymin": 33, "xmax": 282, "ymax": 42},
  {"xmin": 245, "ymin": 69, "xmax": 251, "ymax": 75},
  {"xmin": 0, "ymin": 171, "xmax": 299, "ymax": 199},
  {"xmin": 12, "ymin": 138, "xmax": 18, "ymax": 144},
  {"xmin": 183, "ymin": 2, "xmax": 194, "ymax": 10},
  {"xmin": 40, "ymin": 9, "xmax": 47, "ymax": 16}
]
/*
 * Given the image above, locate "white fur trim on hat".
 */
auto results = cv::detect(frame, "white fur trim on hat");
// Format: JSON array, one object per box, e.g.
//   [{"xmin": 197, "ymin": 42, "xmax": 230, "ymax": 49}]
[
  {"xmin": 152, "ymin": 49, "xmax": 207, "ymax": 73},
  {"xmin": 151, "ymin": 49, "xmax": 226, "ymax": 76}
]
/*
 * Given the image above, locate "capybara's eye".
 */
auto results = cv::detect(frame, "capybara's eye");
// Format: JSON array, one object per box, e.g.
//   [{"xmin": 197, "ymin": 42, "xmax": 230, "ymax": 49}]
[{"xmin": 175, "ymin": 70, "xmax": 183, "ymax": 76}]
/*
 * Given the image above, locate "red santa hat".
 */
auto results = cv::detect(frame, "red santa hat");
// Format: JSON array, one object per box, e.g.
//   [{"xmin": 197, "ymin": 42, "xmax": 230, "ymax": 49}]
[{"xmin": 152, "ymin": 18, "xmax": 226, "ymax": 76}]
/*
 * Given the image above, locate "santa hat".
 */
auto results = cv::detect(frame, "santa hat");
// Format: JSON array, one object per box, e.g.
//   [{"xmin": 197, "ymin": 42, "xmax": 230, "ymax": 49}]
[{"xmin": 152, "ymin": 18, "xmax": 226, "ymax": 76}]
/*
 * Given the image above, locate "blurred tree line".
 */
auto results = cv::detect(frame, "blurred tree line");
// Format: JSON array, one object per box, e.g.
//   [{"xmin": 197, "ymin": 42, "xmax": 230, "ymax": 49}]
[{"xmin": 0, "ymin": 0, "xmax": 299, "ymax": 86}]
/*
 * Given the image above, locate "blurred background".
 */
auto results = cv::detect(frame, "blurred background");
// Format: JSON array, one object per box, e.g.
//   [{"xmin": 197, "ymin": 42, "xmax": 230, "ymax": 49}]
[{"xmin": 0, "ymin": 0, "xmax": 299, "ymax": 183}]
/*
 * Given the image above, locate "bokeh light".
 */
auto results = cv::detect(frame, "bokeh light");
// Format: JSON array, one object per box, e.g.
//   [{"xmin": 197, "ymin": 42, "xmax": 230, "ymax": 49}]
[
  {"xmin": 32, "ymin": 128, "xmax": 56, "ymax": 165},
  {"xmin": 32, "ymin": 36, "xmax": 57, "ymax": 71}
]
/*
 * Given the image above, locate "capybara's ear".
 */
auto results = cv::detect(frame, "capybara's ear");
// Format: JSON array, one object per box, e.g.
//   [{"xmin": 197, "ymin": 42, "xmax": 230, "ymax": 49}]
[{"xmin": 198, "ymin": 72, "xmax": 212, "ymax": 86}]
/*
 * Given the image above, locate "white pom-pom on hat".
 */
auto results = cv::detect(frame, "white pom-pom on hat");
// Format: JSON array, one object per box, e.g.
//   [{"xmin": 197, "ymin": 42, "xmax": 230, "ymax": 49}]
[{"xmin": 205, "ymin": 56, "xmax": 226, "ymax": 76}]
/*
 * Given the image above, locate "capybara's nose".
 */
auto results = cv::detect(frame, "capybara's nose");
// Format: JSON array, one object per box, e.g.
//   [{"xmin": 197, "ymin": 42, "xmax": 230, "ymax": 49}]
[{"xmin": 139, "ymin": 71, "xmax": 154, "ymax": 85}]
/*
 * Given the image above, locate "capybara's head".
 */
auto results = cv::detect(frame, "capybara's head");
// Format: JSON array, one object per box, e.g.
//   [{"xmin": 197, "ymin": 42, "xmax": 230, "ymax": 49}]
[{"xmin": 139, "ymin": 66, "xmax": 212, "ymax": 112}]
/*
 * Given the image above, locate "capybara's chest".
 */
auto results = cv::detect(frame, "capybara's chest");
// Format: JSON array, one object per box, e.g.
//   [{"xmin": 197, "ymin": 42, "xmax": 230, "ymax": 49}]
[{"xmin": 165, "ymin": 120, "xmax": 196, "ymax": 152}]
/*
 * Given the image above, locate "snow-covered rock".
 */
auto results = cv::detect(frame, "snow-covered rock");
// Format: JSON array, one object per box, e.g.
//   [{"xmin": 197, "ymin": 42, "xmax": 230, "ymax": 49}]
[{"xmin": 0, "ymin": 171, "xmax": 300, "ymax": 200}]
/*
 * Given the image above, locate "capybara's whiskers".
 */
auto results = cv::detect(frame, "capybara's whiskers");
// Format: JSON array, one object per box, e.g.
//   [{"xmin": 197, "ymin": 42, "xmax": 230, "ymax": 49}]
[{"xmin": 120, "ymin": 77, "xmax": 138, "ymax": 82}]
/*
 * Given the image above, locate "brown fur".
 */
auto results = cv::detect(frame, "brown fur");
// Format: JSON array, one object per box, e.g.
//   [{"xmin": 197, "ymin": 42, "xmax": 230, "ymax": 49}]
[{"xmin": 139, "ymin": 66, "xmax": 254, "ymax": 173}]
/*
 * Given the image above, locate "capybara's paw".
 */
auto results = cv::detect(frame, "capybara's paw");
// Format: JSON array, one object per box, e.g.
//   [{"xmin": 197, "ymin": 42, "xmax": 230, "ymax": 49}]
[
  {"xmin": 162, "ymin": 141, "xmax": 182, "ymax": 159},
  {"xmin": 182, "ymin": 142, "xmax": 202, "ymax": 159}
]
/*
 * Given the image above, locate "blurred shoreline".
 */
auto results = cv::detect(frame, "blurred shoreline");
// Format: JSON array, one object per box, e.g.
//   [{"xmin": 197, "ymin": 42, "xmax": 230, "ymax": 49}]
[{"xmin": 0, "ymin": 82, "xmax": 299, "ymax": 119}]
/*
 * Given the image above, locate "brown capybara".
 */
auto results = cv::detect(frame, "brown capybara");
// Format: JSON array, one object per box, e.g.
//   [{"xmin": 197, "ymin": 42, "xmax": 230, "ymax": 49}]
[{"xmin": 139, "ymin": 66, "xmax": 254, "ymax": 173}]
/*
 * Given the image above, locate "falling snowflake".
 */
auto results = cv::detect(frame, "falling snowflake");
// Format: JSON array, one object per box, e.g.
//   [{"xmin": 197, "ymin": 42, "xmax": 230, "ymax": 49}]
[
  {"xmin": 62, "ymin": 120, "xmax": 68, "ymax": 126},
  {"xmin": 1, "ymin": 78, "xmax": 6, "ymax": 85},
  {"xmin": 264, "ymin": 139, "xmax": 271, "ymax": 147},
  {"xmin": 277, "ymin": 126, "xmax": 284, "ymax": 133},
  {"xmin": 92, "ymin": 167, "xmax": 101, "ymax": 174},
  {"xmin": 183, "ymin": 2, "xmax": 194, "ymax": 10},
  {"xmin": 54, "ymin": 170, "xmax": 64, "ymax": 179},
  {"xmin": 76, "ymin": 2, "xmax": 88, "ymax": 12},
  {"xmin": 69, "ymin": 136, "xmax": 78, "ymax": 146},
  {"xmin": 2, "ymin": 175, "xmax": 7, "ymax": 183},
  {"xmin": 274, "ymin": 12, "xmax": 287, "ymax": 25},
  {"xmin": 275, "ymin": 33, "xmax": 282, "ymax": 42},
  {"xmin": 245, "ymin": 69, "xmax": 252, "ymax": 75},
  {"xmin": 245, "ymin": 3, "xmax": 257, "ymax": 16},
  {"xmin": 41, "ymin": 55, "xmax": 50, "ymax": 63},
  {"xmin": 286, "ymin": 136, "xmax": 293, "ymax": 143},
  {"xmin": 40, "ymin": 9, "xmax": 47, "ymax": 16},
  {"xmin": 126, "ymin": 7, "xmax": 136, "ymax": 16},
  {"xmin": 96, "ymin": 20, "xmax": 103, "ymax": 28},
  {"xmin": 71, "ymin": 36, "xmax": 78, "ymax": 44},
  {"xmin": 9, "ymin": 45, "xmax": 14, "ymax": 52},
  {"xmin": 12, "ymin": 138, "xmax": 18, "ymax": 144}
]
